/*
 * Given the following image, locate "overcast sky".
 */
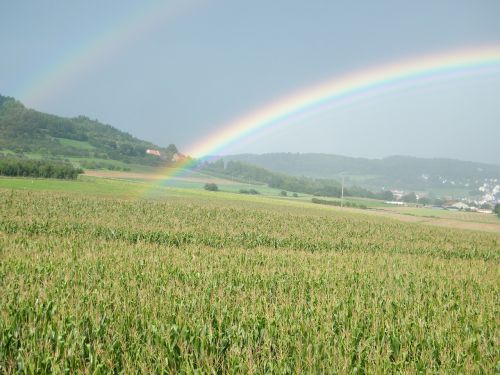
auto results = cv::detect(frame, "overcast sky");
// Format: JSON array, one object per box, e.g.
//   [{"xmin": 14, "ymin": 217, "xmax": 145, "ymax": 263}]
[{"xmin": 1, "ymin": 1, "xmax": 500, "ymax": 164}]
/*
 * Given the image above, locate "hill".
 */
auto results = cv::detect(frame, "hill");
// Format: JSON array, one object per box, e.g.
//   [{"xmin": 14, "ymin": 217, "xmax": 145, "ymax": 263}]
[
  {"xmin": 0, "ymin": 95, "xmax": 178, "ymax": 169},
  {"xmin": 224, "ymin": 153, "xmax": 500, "ymax": 196},
  {"xmin": 198, "ymin": 158, "xmax": 387, "ymax": 200}
]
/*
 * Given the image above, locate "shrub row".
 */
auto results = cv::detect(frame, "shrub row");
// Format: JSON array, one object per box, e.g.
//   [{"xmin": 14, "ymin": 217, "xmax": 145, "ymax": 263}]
[
  {"xmin": 0, "ymin": 157, "xmax": 83, "ymax": 179},
  {"xmin": 312, "ymin": 197, "xmax": 367, "ymax": 209}
]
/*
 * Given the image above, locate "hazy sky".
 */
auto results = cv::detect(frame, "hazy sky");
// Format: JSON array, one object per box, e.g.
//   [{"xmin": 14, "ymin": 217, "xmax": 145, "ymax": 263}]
[{"xmin": 1, "ymin": 1, "xmax": 500, "ymax": 164}]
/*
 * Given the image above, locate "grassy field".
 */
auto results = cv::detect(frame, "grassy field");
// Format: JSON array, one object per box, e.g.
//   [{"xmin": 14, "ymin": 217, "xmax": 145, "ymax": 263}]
[
  {"xmin": 382, "ymin": 206, "xmax": 499, "ymax": 224},
  {"xmin": 1, "ymin": 173, "xmax": 499, "ymax": 233},
  {"xmin": 0, "ymin": 176, "xmax": 499, "ymax": 373}
]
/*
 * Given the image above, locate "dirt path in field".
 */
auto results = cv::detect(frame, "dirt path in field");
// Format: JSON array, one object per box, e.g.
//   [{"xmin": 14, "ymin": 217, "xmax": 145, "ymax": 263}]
[
  {"xmin": 365, "ymin": 208, "xmax": 500, "ymax": 233},
  {"xmin": 84, "ymin": 170, "xmax": 239, "ymax": 185},
  {"xmin": 85, "ymin": 170, "xmax": 163, "ymax": 180}
]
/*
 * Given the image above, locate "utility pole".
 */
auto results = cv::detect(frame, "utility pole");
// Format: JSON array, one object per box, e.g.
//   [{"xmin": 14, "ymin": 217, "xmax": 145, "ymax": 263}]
[{"xmin": 341, "ymin": 175, "xmax": 344, "ymax": 208}]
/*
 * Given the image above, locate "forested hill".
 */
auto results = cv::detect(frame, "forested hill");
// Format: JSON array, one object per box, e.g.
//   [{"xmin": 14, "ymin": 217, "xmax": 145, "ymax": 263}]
[
  {"xmin": 0, "ymin": 95, "xmax": 178, "ymax": 166},
  {"xmin": 224, "ymin": 153, "xmax": 500, "ymax": 192}
]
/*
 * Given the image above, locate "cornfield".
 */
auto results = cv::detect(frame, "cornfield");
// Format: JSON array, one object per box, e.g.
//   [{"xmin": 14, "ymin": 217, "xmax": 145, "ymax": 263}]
[{"xmin": 1, "ymin": 189, "xmax": 499, "ymax": 373}]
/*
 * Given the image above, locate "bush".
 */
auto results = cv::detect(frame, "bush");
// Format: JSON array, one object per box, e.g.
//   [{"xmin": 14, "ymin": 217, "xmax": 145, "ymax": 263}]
[
  {"xmin": 204, "ymin": 183, "xmax": 218, "ymax": 192},
  {"xmin": 312, "ymin": 197, "xmax": 340, "ymax": 207},
  {"xmin": 280, "ymin": 190, "xmax": 287, "ymax": 197},
  {"xmin": 239, "ymin": 189, "xmax": 260, "ymax": 195},
  {"xmin": 311, "ymin": 197, "xmax": 367, "ymax": 209},
  {"xmin": 293, "ymin": 193, "xmax": 298, "ymax": 197}
]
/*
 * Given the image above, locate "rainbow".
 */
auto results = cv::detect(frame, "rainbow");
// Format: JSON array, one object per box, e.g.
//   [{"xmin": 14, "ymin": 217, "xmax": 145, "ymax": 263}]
[
  {"xmin": 158, "ymin": 45, "xmax": 500, "ymax": 182},
  {"xmin": 19, "ymin": 0, "xmax": 200, "ymax": 108}
]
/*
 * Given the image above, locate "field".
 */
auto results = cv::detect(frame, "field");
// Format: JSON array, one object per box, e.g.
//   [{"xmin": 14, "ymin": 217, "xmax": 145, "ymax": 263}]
[
  {"xmin": 381, "ymin": 206, "xmax": 500, "ymax": 224},
  {"xmin": 0, "ymin": 175, "xmax": 499, "ymax": 373}
]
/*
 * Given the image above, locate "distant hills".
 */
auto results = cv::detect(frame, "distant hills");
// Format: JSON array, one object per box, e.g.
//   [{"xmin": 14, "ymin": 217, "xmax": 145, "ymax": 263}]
[
  {"xmin": 224, "ymin": 153, "xmax": 500, "ymax": 195},
  {"xmin": 2, "ymin": 94, "xmax": 498, "ymax": 198},
  {"xmin": 0, "ymin": 95, "xmax": 178, "ymax": 168}
]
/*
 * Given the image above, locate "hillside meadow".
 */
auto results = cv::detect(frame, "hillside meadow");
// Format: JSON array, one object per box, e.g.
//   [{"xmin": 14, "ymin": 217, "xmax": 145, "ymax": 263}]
[{"xmin": 0, "ymin": 176, "xmax": 499, "ymax": 373}]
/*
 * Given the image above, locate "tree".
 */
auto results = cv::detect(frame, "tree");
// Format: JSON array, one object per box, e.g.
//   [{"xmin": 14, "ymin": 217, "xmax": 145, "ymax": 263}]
[
  {"xmin": 210, "ymin": 159, "xmax": 225, "ymax": 172},
  {"xmin": 166, "ymin": 144, "xmax": 178, "ymax": 154},
  {"xmin": 418, "ymin": 197, "xmax": 431, "ymax": 205},
  {"xmin": 433, "ymin": 198, "xmax": 445, "ymax": 206},
  {"xmin": 376, "ymin": 190, "xmax": 394, "ymax": 201},
  {"xmin": 280, "ymin": 190, "xmax": 287, "ymax": 197},
  {"xmin": 204, "ymin": 183, "xmax": 218, "ymax": 191},
  {"xmin": 494, "ymin": 203, "xmax": 500, "ymax": 218},
  {"xmin": 292, "ymin": 193, "xmax": 298, "ymax": 197},
  {"xmin": 401, "ymin": 192, "xmax": 418, "ymax": 203}
]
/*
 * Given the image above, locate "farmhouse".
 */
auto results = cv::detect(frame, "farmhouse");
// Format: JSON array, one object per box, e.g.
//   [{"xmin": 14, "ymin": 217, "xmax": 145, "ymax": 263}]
[{"xmin": 146, "ymin": 149, "xmax": 161, "ymax": 157}]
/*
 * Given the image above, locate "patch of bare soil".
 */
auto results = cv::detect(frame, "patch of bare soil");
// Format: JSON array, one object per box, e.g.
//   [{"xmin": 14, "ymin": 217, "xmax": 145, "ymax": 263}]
[{"xmin": 84, "ymin": 170, "xmax": 239, "ymax": 185}]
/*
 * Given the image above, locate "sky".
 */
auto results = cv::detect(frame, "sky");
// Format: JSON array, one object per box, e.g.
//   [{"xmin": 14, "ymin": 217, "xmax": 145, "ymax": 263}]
[{"xmin": 1, "ymin": 0, "xmax": 500, "ymax": 164}]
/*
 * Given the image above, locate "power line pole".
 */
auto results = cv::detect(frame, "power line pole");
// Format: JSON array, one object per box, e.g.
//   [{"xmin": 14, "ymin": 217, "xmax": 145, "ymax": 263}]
[{"xmin": 341, "ymin": 175, "xmax": 344, "ymax": 208}]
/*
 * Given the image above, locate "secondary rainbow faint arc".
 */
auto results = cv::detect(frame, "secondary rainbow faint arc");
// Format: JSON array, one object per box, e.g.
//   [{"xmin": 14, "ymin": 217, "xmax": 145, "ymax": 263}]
[
  {"xmin": 160, "ymin": 45, "xmax": 500, "ymax": 181},
  {"xmin": 19, "ymin": 0, "xmax": 201, "ymax": 107}
]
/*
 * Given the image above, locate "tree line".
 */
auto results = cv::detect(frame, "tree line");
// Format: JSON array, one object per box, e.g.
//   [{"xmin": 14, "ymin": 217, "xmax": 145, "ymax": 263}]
[
  {"xmin": 223, "ymin": 153, "xmax": 500, "ymax": 192},
  {"xmin": 0, "ymin": 156, "xmax": 83, "ymax": 179},
  {"xmin": 199, "ymin": 159, "xmax": 394, "ymax": 200}
]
